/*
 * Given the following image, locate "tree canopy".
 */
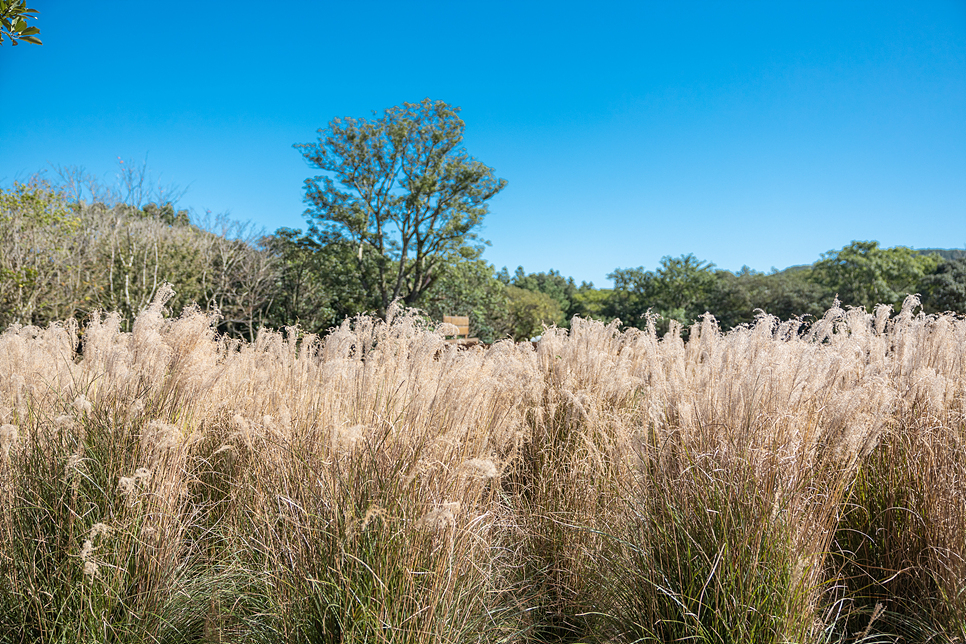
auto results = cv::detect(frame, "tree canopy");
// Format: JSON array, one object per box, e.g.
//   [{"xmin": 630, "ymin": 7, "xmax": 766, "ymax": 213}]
[
  {"xmin": 0, "ymin": 0, "xmax": 41, "ymax": 45},
  {"xmin": 811, "ymin": 241, "xmax": 941, "ymax": 312},
  {"xmin": 295, "ymin": 99, "xmax": 506, "ymax": 317},
  {"xmin": 607, "ymin": 254, "xmax": 718, "ymax": 332},
  {"xmin": 919, "ymin": 257, "xmax": 966, "ymax": 314}
]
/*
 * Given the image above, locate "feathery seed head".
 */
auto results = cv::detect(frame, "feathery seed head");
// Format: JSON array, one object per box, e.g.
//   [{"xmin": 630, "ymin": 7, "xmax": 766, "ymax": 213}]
[
  {"xmin": 360, "ymin": 505, "xmax": 386, "ymax": 532},
  {"xmin": 418, "ymin": 501, "xmax": 461, "ymax": 530},
  {"xmin": 144, "ymin": 419, "xmax": 181, "ymax": 450},
  {"xmin": 332, "ymin": 424, "xmax": 365, "ymax": 451},
  {"xmin": 0, "ymin": 423, "xmax": 18, "ymax": 457},
  {"xmin": 118, "ymin": 476, "xmax": 136, "ymax": 496},
  {"xmin": 118, "ymin": 468, "xmax": 151, "ymax": 497},
  {"xmin": 184, "ymin": 431, "xmax": 205, "ymax": 448},
  {"xmin": 64, "ymin": 452, "xmax": 85, "ymax": 482},
  {"xmin": 279, "ymin": 405, "xmax": 292, "ymax": 429},
  {"xmin": 79, "ymin": 521, "xmax": 110, "ymax": 577},
  {"xmin": 83, "ymin": 560, "xmax": 99, "ymax": 579},
  {"xmin": 459, "ymin": 458, "xmax": 499, "ymax": 479},
  {"xmin": 232, "ymin": 414, "xmax": 253, "ymax": 448},
  {"xmin": 72, "ymin": 394, "xmax": 93, "ymax": 414},
  {"xmin": 89, "ymin": 522, "xmax": 112, "ymax": 539}
]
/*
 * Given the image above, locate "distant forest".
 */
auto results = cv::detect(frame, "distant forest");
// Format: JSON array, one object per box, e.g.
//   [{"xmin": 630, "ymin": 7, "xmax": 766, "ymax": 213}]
[{"xmin": 2, "ymin": 171, "xmax": 964, "ymax": 343}]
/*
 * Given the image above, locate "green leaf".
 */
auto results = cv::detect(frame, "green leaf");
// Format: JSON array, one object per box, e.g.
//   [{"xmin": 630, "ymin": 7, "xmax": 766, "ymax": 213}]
[
  {"xmin": 20, "ymin": 25, "xmax": 37, "ymax": 35},
  {"xmin": 19, "ymin": 33, "xmax": 39, "ymax": 44}
]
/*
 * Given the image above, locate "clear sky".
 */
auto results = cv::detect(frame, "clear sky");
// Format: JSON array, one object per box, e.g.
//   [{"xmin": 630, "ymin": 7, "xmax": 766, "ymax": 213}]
[{"xmin": 2, "ymin": 1, "xmax": 964, "ymax": 286}]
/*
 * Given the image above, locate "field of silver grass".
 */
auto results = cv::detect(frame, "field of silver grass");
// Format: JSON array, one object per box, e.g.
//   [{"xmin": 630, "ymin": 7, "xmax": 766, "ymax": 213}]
[{"xmin": 0, "ymin": 287, "xmax": 963, "ymax": 643}]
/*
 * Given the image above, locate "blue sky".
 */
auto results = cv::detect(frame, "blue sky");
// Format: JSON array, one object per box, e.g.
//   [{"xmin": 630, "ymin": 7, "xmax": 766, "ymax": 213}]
[{"xmin": 1, "ymin": 1, "xmax": 964, "ymax": 286}]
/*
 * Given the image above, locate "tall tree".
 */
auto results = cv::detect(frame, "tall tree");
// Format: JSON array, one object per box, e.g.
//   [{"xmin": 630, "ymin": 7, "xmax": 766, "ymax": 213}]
[
  {"xmin": 503, "ymin": 286, "xmax": 564, "ymax": 341},
  {"xmin": 811, "ymin": 241, "xmax": 941, "ymax": 311},
  {"xmin": 607, "ymin": 254, "xmax": 718, "ymax": 332},
  {"xmin": 506, "ymin": 267, "xmax": 579, "ymax": 324},
  {"xmin": 570, "ymin": 283, "xmax": 611, "ymax": 321},
  {"xmin": 295, "ymin": 99, "xmax": 507, "ymax": 317},
  {"xmin": 918, "ymin": 257, "xmax": 966, "ymax": 314}
]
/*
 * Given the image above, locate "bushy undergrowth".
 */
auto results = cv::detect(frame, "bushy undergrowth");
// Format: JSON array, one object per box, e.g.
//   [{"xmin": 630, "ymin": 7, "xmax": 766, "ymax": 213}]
[{"xmin": 0, "ymin": 288, "xmax": 963, "ymax": 643}]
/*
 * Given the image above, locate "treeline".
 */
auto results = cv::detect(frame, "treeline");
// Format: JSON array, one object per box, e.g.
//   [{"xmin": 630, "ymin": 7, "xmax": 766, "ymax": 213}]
[{"xmin": 2, "ymin": 175, "xmax": 964, "ymax": 342}]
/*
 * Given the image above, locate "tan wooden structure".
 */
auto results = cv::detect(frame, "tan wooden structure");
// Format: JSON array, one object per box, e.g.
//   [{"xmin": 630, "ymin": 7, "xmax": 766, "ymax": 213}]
[
  {"xmin": 443, "ymin": 315, "xmax": 470, "ymax": 337},
  {"xmin": 443, "ymin": 315, "xmax": 479, "ymax": 346}
]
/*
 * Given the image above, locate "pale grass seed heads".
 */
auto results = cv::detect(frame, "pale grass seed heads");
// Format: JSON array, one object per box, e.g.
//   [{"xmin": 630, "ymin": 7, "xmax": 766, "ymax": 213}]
[
  {"xmin": 0, "ymin": 423, "xmax": 17, "ymax": 457},
  {"xmin": 0, "ymin": 289, "xmax": 963, "ymax": 642}
]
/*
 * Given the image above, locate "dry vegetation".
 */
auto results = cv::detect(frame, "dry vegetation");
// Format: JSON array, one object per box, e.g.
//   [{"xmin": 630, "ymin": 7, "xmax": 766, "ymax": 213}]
[{"xmin": 0, "ymin": 287, "xmax": 963, "ymax": 643}]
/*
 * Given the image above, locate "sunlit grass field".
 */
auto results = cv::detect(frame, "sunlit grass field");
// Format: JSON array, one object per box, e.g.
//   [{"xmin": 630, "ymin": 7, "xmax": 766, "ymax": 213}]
[{"xmin": 1, "ymin": 287, "xmax": 963, "ymax": 643}]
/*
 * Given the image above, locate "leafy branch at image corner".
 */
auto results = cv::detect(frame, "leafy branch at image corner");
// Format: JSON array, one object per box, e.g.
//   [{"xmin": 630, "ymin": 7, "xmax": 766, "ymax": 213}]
[{"xmin": 0, "ymin": 0, "xmax": 41, "ymax": 46}]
